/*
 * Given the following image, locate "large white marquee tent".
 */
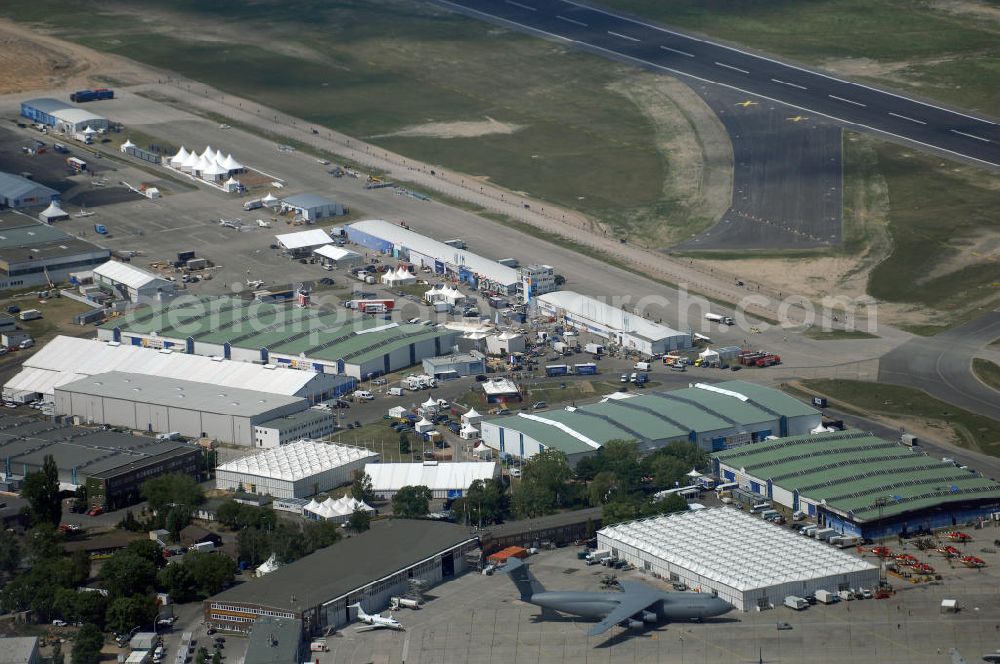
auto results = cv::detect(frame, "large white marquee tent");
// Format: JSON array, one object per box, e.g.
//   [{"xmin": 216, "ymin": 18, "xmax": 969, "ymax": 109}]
[
  {"xmin": 364, "ymin": 461, "xmax": 499, "ymax": 499},
  {"xmin": 304, "ymin": 495, "xmax": 374, "ymax": 523}
]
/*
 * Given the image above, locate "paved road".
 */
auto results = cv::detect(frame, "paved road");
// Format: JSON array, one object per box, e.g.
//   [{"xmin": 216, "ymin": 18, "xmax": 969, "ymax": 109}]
[
  {"xmin": 676, "ymin": 84, "xmax": 843, "ymax": 250},
  {"xmin": 432, "ymin": 0, "xmax": 1000, "ymax": 168},
  {"xmin": 879, "ymin": 312, "xmax": 1000, "ymax": 420}
]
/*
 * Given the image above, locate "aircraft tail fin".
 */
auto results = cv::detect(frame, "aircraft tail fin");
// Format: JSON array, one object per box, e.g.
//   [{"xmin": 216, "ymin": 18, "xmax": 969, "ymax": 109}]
[
  {"xmin": 500, "ymin": 557, "xmax": 545, "ymax": 601},
  {"xmin": 348, "ymin": 602, "xmax": 368, "ymax": 619}
]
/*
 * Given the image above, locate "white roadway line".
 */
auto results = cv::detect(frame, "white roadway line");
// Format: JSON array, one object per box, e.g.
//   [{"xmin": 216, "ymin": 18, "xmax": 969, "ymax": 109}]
[
  {"xmin": 660, "ymin": 45, "xmax": 694, "ymax": 57},
  {"xmin": 556, "ymin": 14, "xmax": 587, "ymax": 27},
  {"xmin": 607, "ymin": 30, "xmax": 640, "ymax": 42},
  {"xmin": 828, "ymin": 94, "xmax": 867, "ymax": 108},
  {"xmin": 433, "ymin": 0, "xmax": 1000, "ymax": 168},
  {"xmin": 888, "ymin": 112, "xmax": 926, "ymax": 125},
  {"xmin": 771, "ymin": 78, "xmax": 807, "ymax": 90},
  {"xmin": 951, "ymin": 129, "xmax": 992, "ymax": 143},
  {"xmin": 715, "ymin": 61, "xmax": 749, "ymax": 74},
  {"xmin": 556, "ymin": 0, "xmax": 998, "ymax": 126},
  {"xmin": 504, "ymin": 0, "xmax": 536, "ymax": 10}
]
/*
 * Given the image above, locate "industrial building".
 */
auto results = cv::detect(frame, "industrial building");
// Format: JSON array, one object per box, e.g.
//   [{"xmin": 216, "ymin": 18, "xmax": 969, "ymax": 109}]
[
  {"xmin": 280, "ymin": 194, "xmax": 345, "ymax": 222},
  {"xmin": 214, "ymin": 439, "xmax": 377, "ymax": 498},
  {"xmin": 54, "ymin": 372, "xmax": 311, "ymax": 446},
  {"xmin": 243, "ymin": 617, "xmax": 303, "ymax": 664},
  {"xmin": 481, "ymin": 377, "xmax": 521, "ymax": 404},
  {"xmin": 712, "ymin": 430, "xmax": 1000, "ymax": 539},
  {"xmin": 93, "ymin": 260, "xmax": 175, "ymax": 303},
  {"xmin": 275, "ymin": 229, "xmax": 333, "ymax": 257},
  {"xmin": 422, "ymin": 352, "xmax": 486, "ymax": 380},
  {"xmin": 0, "ymin": 414, "xmax": 201, "ymax": 509},
  {"xmin": 20, "ymin": 98, "xmax": 109, "ymax": 133},
  {"xmin": 314, "ymin": 244, "xmax": 362, "ymax": 268},
  {"xmin": 364, "ymin": 460, "xmax": 499, "ymax": 499},
  {"xmin": 480, "ymin": 381, "xmax": 821, "ymax": 463},
  {"xmin": 347, "ymin": 219, "xmax": 537, "ymax": 299},
  {"xmin": 204, "ymin": 520, "xmax": 478, "ymax": 633},
  {"xmin": 252, "ymin": 409, "xmax": 337, "ymax": 448},
  {"xmin": 97, "ymin": 296, "xmax": 459, "ymax": 380},
  {"xmin": 0, "ymin": 636, "xmax": 40, "ymax": 664},
  {"xmin": 597, "ymin": 508, "xmax": 878, "ymax": 611},
  {"xmin": 2, "ymin": 335, "xmax": 350, "ymax": 404},
  {"xmin": 536, "ymin": 291, "xmax": 691, "ymax": 355},
  {"xmin": 519, "ymin": 264, "xmax": 558, "ymax": 302},
  {"xmin": 0, "ymin": 214, "xmax": 109, "ymax": 289},
  {"xmin": 0, "ymin": 172, "xmax": 59, "ymax": 209}
]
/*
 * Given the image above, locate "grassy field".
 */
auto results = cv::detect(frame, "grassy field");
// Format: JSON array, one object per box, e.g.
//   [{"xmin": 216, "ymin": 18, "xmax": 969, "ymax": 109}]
[
  {"xmin": 973, "ymin": 359, "xmax": 1000, "ymax": 394},
  {"xmin": 794, "ymin": 379, "xmax": 1000, "ymax": 455},
  {"xmin": 457, "ymin": 378, "xmax": 636, "ymax": 411},
  {"xmin": 0, "ymin": 0, "xmax": 724, "ymax": 248},
  {"xmin": 801, "ymin": 328, "xmax": 878, "ymax": 341},
  {"xmin": 600, "ymin": 0, "xmax": 1000, "ymax": 114},
  {"xmin": 329, "ymin": 421, "xmax": 437, "ymax": 462}
]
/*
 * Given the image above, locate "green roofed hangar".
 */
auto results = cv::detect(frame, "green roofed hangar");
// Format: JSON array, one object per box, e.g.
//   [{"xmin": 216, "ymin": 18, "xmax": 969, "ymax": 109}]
[
  {"xmin": 478, "ymin": 381, "xmax": 821, "ymax": 463},
  {"xmin": 712, "ymin": 430, "xmax": 1000, "ymax": 540},
  {"xmin": 97, "ymin": 296, "xmax": 458, "ymax": 380}
]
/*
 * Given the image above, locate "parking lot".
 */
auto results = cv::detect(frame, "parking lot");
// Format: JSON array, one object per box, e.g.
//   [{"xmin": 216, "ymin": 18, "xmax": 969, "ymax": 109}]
[{"xmin": 309, "ymin": 526, "xmax": 1000, "ymax": 664}]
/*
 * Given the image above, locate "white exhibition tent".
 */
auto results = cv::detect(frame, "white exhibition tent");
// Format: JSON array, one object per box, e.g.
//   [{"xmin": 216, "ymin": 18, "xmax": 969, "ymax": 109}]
[
  {"xmin": 414, "ymin": 417, "xmax": 434, "ymax": 433},
  {"xmin": 382, "ymin": 266, "xmax": 417, "ymax": 286},
  {"xmin": 169, "ymin": 146, "xmax": 189, "ymax": 166},
  {"xmin": 364, "ymin": 460, "xmax": 500, "ymax": 498},
  {"xmin": 425, "ymin": 285, "xmax": 464, "ymax": 305},
  {"xmin": 275, "ymin": 229, "xmax": 333, "ymax": 251},
  {"xmin": 388, "ymin": 406, "xmax": 407, "ymax": 419},
  {"xmin": 120, "ymin": 139, "xmax": 136, "ymax": 153},
  {"xmin": 459, "ymin": 423, "xmax": 479, "ymax": 440},
  {"xmin": 314, "ymin": 244, "xmax": 361, "ymax": 264},
  {"xmin": 304, "ymin": 495, "xmax": 374, "ymax": 523},
  {"xmin": 461, "ymin": 407, "xmax": 483, "ymax": 426}
]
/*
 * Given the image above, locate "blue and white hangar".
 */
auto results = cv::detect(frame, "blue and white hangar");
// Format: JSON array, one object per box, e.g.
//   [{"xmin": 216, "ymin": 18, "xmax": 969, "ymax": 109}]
[{"xmin": 712, "ymin": 430, "xmax": 1000, "ymax": 539}]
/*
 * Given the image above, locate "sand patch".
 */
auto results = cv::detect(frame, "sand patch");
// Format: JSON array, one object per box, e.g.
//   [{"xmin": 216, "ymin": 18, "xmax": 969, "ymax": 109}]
[
  {"xmin": 820, "ymin": 55, "xmax": 959, "ymax": 88},
  {"xmin": 928, "ymin": 0, "xmax": 1000, "ymax": 24},
  {"xmin": 374, "ymin": 117, "xmax": 524, "ymax": 139}
]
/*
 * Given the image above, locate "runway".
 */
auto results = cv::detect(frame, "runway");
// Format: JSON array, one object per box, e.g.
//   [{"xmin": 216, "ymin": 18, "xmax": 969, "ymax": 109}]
[
  {"xmin": 432, "ymin": 0, "xmax": 1000, "ymax": 168},
  {"xmin": 676, "ymin": 85, "xmax": 843, "ymax": 250},
  {"xmin": 878, "ymin": 312, "xmax": 1000, "ymax": 420}
]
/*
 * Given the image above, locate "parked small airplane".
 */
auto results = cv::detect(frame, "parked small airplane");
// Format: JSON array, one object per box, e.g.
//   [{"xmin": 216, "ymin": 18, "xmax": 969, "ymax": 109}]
[
  {"xmin": 500, "ymin": 558, "xmax": 731, "ymax": 637},
  {"xmin": 246, "ymin": 279, "xmax": 264, "ymax": 289},
  {"xmin": 786, "ymin": 115, "xmax": 809, "ymax": 122},
  {"xmin": 735, "ymin": 100, "xmax": 758, "ymax": 107},
  {"xmin": 348, "ymin": 603, "xmax": 405, "ymax": 631}
]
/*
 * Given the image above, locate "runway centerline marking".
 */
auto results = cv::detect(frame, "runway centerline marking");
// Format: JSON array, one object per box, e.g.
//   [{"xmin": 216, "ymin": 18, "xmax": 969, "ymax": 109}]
[
  {"xmin": 660, "ymin": 45, "xmax": 694, "ymax": 57},
  {"xmin": 608, "ymin": 30, "xmax": 640, "ymax": 42},
  {"xmin": 888, "ymin": 112, "xmax": 926, "ymax": 125},
  {"xmin": 951, "ymin": 129, "xmax": 992, "ymax": 143},
  {"xmin": 556, "ymin": 14, "xmax": 587, "ymax": 27},
  {"xmin": 715, "ymin": 62, "xmax": 749, "ymax": 74},
  {"xmin": 771, "ymin": 78, "xmax": 807, "ymax": 90},
  {"xmin": 828, "ymin": 94, "xmax": 867, "ymax": 107},
  {"xmin": 504, "ymin": 0, "xmax": 536, "ymax": 10}
]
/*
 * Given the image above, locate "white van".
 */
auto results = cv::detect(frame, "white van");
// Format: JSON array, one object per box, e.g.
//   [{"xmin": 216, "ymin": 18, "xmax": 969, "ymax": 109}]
[
  {"xmin": 388, "ymin": 387, "xmax": 404, "ymax": 396},
  {"xmin": 353, "ymin": 390, "xmax": 375, "ymax": 401},
  {"xmin": 634, "ymin": 361, "xmax": 651, "ymax": 371}
]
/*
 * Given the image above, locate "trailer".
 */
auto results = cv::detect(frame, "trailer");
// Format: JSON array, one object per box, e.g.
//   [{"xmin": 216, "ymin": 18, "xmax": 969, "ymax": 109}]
[
  {"xmin": 584, "ymin": 343, "xmax": 604, "ymax": 355},
  {"xmin": 70, "ymin": 88, "xmax": 114, "ymax": 103},
  {"xmin": 814, "ymin": 589, "xmax": 837, "ymax": 604},
  {"xmin": 574, "ymin": 363, "xmax": 598, "ymax": 376},
  {"xmin": 585, "ymin": 549, "xmax": 611, "ymax": 565},
  {"xmin": 705, "ymin": 312, "xmax": 734, "ymax": 325},
  {"xmin": 545, "ymin": 364, "xmax": 569, "ymax": 377},
  {"xmin": 784, "ymin": 596, "xmax": 808, "ymax": 610}
]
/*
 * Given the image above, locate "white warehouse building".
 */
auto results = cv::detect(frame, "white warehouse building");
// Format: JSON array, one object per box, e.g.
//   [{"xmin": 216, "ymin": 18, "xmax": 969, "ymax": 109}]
[
  {"xmin": 536, "ymin": 290, "xmax": 691, "ymax": 355},
  {"xmin": 93, "ymin": 260, "xmax": 174, "ymax": 303},
  {"xmin": 364, "ymin": 460, "xmax": 500, "ymax": 499},
  {"xmin": 215, "ymin": 439, "xmax": 378, "ymax": 498},
  {"xmin": 54, "ymin": 372, "xmax": 310, "ymax": 446},
  {"xmin": 598, "ymin": 509, "xmax": 878, "ymax": 612}
]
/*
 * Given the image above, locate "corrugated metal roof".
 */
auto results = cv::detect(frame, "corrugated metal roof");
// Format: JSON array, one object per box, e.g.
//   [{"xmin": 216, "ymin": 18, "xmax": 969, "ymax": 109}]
[
  {"xmin": 3, "ymin": 336, "xmax": 342, "ymax": 397},
  {"xmin": 365, "ymin": 461, "xmax": 498, "ymax": 492},
  {"xmin": 713, "ymin": 430, "xmax": 1000, "ymax": 520},
  {"xmin": 599, "ymin": 508, "xmax": 876, "ymax": 592},
  {"xmin": 94, "ymin": 260, "xmax": 169, "ymax": 290},
  {"xmin": 349, "ymin": 219, "xmax": 519, "ymax": 286}
]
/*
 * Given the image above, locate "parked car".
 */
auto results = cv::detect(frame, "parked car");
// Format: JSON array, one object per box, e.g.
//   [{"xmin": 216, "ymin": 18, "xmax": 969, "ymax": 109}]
[{"xmin": 532, "ymin": 401, "xmax": 547, "ymax": 409}]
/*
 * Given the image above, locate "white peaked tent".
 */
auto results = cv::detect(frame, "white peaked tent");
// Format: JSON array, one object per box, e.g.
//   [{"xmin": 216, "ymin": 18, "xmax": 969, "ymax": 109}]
[
  {"xmin": 223, "ymin": 176, "xmax": 241, "ymax": 192},
  {"xmin": 255, "ymin": 552, "xmax": 281, "ymax": 577},
  {"xmin": 169, "ymin": 146, "xmax": 189, "ymax": 166},
  {"xmin": 82, "ymin": 126, "xmax": 97, "ymax": 135},
  {"xmin": 38, "ymin": 201, "xmax": 68, "ymax": 222},
  {"xmin": 461, "ymin": 407, "xmax": 483, "ymax": 426},
  {"xmin": 686, "ymin": 468, "xmax": 703, "ymax": 479},
  {"xmin": 304, "ymin": 496, "xmax": 374, "ymax": 523},
  {"xmin": 472, "ymin": 441, "xmax": 493, "ymax": 458},
  {"xmin": 220, "ymin": 153, "xmax": 243, "ymax": 172},
  {"xmin": 698, "ymin": 347, "xmax": 721, "ymax": 365},
  {"xmin": 194, "ymin": 154, "xmax": 212, "ymax": 174},
  {"xmin": 414, "ymin": 417, "xmax": 434, "ymax": 433},
  {"xmin": 388, "ymin": 406, "xmax": 407, "ymax": 419},
  {"xmin": 120, "ymin": 139, "xmax": 136, "ymax": 153},
  {"xmin": 381, "ymin": 266, "xmax": 416, "ymax": 286},
  {"xmin": 180, "ymin": 149, "xmax": 199, "ymax": 173},
  {"xmin": 202, "ymin": 160, "xmax": 228, "ymax": 180},
  {"xmin": 201, "ymin": 145, "xmax": 216, "ymax": 162},
  {"xmin": 459, "ymin": 423, "xmax": 479, "ymax": 440},
  {"xmin": 262, "ymin": 192, "xmax": 279, "ymax": 208}
]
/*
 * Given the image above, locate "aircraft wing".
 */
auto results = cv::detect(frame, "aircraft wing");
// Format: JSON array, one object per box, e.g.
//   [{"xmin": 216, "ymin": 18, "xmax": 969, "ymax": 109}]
[{"xmin": 586, "ymin": 584, "xmax": 662, "ymax": 636}]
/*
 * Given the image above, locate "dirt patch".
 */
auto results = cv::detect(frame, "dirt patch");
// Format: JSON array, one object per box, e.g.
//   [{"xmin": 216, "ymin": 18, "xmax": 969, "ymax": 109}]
[
  {"xmin": 606, "ymin": 71, "xmax": 732, "ymax": 245},
  {"xmin": 928, "ymin": 0, "xmax": 1000, "ymax": 25},
  {"xmin": 373, "ymin": 117, "xmax": 525, "ymax": 140},
  {"xmin": 820, "ymin": 54, "xmax": 959, "ymax": 88},
  {"xmin": 919, "ymin": 231, "xmax": 1000, "ymax": 285}
]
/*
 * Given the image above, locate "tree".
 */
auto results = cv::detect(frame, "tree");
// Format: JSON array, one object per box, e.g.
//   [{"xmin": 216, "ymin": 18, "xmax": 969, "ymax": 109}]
[
  {"xmin": 164, "ymin": 505, "xmax": 192, "ymax": 540},
  {"xmin": 391, "ymin": 486, "xmax": 431, "ymax": 518},
  {"xmin": 71, "ymin": 486, "xmax": 88, "ymax": 516},
  {"xmin": 71, "ymin": 624, "xmax": 104, "ymax": 664},
  {"xmin": 653, "ymin": 493, "xmax": 689, "ymax": 515},
  {"xmin": 398, "ymin": 432, "xmax": 411, "ymax": 455},
  {"xmin": 105, "ymin": 595, "xmax": 157, "ymax": 634},
  {"xmin": 587, "ymin": 471, "xmax": 618, "ymax": 507},
  {"xmin": 451, "ymin": 479, "xmax": 508, "ymax": 527},
  {"xmin": 641, "ymin": 442, "xmax": 708, "ymax": 490},
  {"xmin": 602, "ymin": 499, "xmax": 642, "ymax": 527},
  {"xmin": 52, "ymin": 640, "xmax": 64, "ymax": 664},
  {"xmin": 184, "ymin": 551, "xmax": 236, "ymax": 597},
  {"xmin": 511, "ymin": 450, "xmax": 574, "ymax": 518},
  {"xmin": 99, "ymin": 551, "xmax": 157, "ymax": 599},
  {"xmin": 126, "ymin": 539, "xmax": 167, "ymax": 569},
  {"xmin": 236, "ymin": 528, "xmax": 271, "ymax": 568},
  {"xmin": 0, "ymin": 529, "xmax": 21, "ymax": 573},
  {"xmin": 196, "ymin": 648, "xmax": 208, "ymax": 664},
  {"xmin": 351, "ymin": 470, "xmax": 375, "ymax": 505},
  {"xmin": 22, "ymin": 455, "xmax": 61, "ymax": 526},
  {"xmin": 74, "ymin": 591, "xmax": 108, "ymax": 628},
  {"xmin": 157, "ymin": 562, "xmax": 196, "ymax": 602},
  {"xmin": 141, "ymin": 474, "xmax": 204, "ymax": 513},
  {"xmin": 211, "ymin": 651, "xmax": 221, "ymax": 664},
  {"xmin": 347, "ymin": 508, "xmax": 371, "ymax": 533},
  {"xmin": 25, "ymin": 523, "xmax": 63, "ymax": 562},
  {"xmin": 118, "ymin": 510, "xmax": 142, "ymax": 532}
]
